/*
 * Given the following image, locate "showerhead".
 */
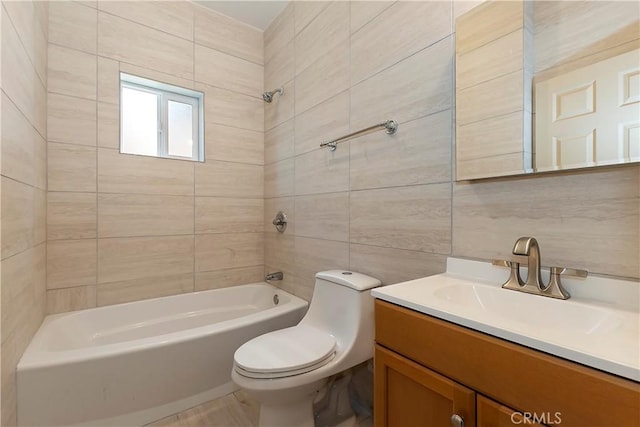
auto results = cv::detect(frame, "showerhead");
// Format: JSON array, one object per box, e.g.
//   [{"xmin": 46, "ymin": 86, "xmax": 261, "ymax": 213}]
[{"xmin": 262, "ymin": 87, "xmax": 284, "ymax": 103}]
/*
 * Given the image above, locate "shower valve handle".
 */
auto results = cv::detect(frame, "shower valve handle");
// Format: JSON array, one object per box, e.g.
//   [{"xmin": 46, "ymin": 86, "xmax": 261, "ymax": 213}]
[{"xmin": 272, "ymin": 211, "xmax": 287, "ymax": 232}]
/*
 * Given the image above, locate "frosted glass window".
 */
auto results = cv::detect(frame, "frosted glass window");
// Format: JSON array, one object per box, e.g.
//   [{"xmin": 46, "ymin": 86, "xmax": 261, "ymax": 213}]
[
  {"xmin": 168, "ymin": 101, "xmax": 194, "ymax": 158},
  {"xmin": 120, "ymin": 73, "xmax": 204, "ymax": 161}
]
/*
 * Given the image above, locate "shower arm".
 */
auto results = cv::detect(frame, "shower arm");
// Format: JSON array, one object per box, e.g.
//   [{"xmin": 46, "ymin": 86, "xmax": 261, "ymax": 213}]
[{"xmin": 263, "ymin": 87, "xmax": 284, "ymax": 103}]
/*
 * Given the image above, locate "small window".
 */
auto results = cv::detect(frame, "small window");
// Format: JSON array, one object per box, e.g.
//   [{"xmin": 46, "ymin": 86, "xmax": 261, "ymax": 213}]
[{"xmin": 120, "ymin": 73, "xmax": 204, "ymax": 161}]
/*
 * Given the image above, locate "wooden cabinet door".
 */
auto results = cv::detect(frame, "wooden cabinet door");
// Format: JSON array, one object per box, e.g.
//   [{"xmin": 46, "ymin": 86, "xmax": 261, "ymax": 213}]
[
  {"xmin": 477, "ymin": 395, "xmax": 547, "ymax": 427},
  {"xmin": 374, "ymin": 344, "xmax": 475, "ymax": 427}
]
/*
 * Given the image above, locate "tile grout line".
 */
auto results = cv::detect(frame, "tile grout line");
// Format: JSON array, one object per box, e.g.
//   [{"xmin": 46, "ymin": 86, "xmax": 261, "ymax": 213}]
[
  {"xmin": 3, "ymin": 3, "xmax": 47, "ymax": 89},
  {"xmin": 99, "ymin": 5, "xmax": 266, "ymax": 67},
  {"xmin": 193, "ymin": 148, "xmax": 196, "ymax": 294},
  {"xmin": 193, "ymin": 6, "xmax": 197, "ymax": 294},
  {"xmin": 291, "ymin": 1, "xmax": 299, "ymax": 297},
  {"xmin": 44, "ymin": 0, "xmax": 51, "ymax": 315},
  {"xmin": 293, "ymin": 1, "xmax": 332, "ymax": 40},
  {"xmin": 2, "ymin": 87, "xmax": 47, "ymax": 144},
  {"xmin": 93, "ymin": 13, "xmax": 100, "ymax": 309},
  {"xmin": 449, "ymin": 1, "xmax": 455, "ymax": 259},
  {"xmin": 48, "ymin": 178, "xmax": 453, "ymax": 199},
  {"xmin": 48, "ymin": 54, "xmax": 265, "ymax": 103},
  {"xmin": 347, "ymin": 0, "xmax": 352, "ymax": 272},
  {"xmin": 350, "ymin": 0, "xmax": 396, "ymax": 38}
]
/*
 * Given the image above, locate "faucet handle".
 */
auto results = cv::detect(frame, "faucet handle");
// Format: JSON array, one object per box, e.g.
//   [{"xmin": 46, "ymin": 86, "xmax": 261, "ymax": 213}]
[
  {"xmin": 543, "ymin": 267, "xmax": 587, "ymax": 300},
  {"xmin": 493, "ymin": 259, "xmax": 525, "ymax": 290},
  {"xmin": 492, "ymin": 256, "xmax": 528, "ymax": 268},
  {"xmin": 549, "ymin": 267, "xmax": 588, "ymax": 278}
]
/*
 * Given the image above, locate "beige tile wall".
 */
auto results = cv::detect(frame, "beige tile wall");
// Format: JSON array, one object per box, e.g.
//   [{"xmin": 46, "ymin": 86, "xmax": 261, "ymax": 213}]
[
  {"xmin": 263, "ymin": 2, "xmax": 454, "ymax": 299},
  {"xmin": 1, "ymin": 1, "xmax": 635, "ymax": 424},
  {"xmin": 452, "ymin": 166, "xmax": 640, "ymax": 279},
  {"xmin": 45, "ymin": 1, "xmax": 265, "ymax": 314},
  {"xmin": 264, "ymin": 0, "xmax": 639, "ymax": 303},
  {"xmin": 1, "ymin": 1, "xmax": 48, "ymax": 424}
]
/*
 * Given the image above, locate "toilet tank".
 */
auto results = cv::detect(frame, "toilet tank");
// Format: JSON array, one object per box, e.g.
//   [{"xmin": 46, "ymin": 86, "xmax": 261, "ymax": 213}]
[
  {"xmin": 315, "ymin": 270, "xmax": 381, "ymax": 293},
  {"xmin": 300, "ymin": 271, "xmax": 381, "ymax": 365}
]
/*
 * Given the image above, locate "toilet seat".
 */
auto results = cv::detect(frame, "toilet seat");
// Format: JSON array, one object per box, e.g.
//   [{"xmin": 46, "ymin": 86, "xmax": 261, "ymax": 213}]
[{"xmin": 234, "ymin": 325, "xmax": 336, "ymax": 379}]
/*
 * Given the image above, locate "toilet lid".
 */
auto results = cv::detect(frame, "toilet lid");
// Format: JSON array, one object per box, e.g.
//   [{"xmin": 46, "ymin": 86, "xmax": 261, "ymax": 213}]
[{"xmin": 234, "ymin": 325, "xmax": 336, "ymax": 379}]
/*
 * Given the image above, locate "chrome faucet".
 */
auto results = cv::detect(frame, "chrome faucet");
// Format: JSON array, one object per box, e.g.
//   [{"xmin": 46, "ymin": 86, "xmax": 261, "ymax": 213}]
[
  {"xmin": 512, "ymin": 237, "xmax": 545, "ymax": 293},
  {"xmin": 265, "ymin": 271, "xmax": 283, "ymax": 281},
  {"xmin": 493, "ymin": 237, "xmax": 587, "ymax": 300}
]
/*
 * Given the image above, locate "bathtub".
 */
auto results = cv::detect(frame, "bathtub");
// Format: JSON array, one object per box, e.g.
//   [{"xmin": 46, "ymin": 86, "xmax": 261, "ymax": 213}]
[{"xmin": 17, "ymin": 283, "xmax": 307, "ymax": 426}]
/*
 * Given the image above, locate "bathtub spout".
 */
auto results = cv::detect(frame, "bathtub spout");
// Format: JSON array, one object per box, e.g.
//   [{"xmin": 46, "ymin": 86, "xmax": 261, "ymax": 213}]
[{"xmin": 265, "ymin": 272, "xmax": 284, "ymax": 281}]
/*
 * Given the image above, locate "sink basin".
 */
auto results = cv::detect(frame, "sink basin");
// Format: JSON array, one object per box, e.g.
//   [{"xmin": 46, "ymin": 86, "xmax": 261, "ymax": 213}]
[
  {"xmin": 433, "ymin": 283, "xmax": 626, "ymax": 336},
  {"xmin": 371, "ymin": 257, "xmax": 640, "ymax": 382}
]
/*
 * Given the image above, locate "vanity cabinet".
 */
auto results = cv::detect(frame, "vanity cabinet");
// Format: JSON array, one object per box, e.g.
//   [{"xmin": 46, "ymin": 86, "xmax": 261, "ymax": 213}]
[
  {"xmin": 374, "ymin": 300, "xmax": 640, "ymax": 427},
  {"xmin": 375, "ymin": 345, "xmax": 535, "ymax": 427}
]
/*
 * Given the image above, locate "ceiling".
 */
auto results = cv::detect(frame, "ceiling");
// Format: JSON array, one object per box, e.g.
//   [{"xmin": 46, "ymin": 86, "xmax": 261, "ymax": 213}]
[{"xmin": 196, "ymin": 1, "xmax": 289, "ymax": 31}]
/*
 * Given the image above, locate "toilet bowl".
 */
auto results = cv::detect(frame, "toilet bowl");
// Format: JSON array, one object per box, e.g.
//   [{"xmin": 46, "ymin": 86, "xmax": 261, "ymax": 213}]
[{"xmin": 231, "ymin": 270, "xmax": 381, "ymax": 427}]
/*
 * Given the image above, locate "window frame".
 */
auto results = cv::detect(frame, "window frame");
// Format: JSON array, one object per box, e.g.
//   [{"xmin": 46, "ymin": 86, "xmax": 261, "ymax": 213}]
[{"xmin": 119, "ymin": 73, "xmax": 204, "ymax": 162}]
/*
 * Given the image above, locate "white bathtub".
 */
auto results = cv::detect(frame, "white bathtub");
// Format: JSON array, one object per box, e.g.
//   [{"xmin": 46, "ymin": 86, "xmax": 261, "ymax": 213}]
[{"xmin": 17, "ymin": 283, "xmax": 307, "ymax": 426}]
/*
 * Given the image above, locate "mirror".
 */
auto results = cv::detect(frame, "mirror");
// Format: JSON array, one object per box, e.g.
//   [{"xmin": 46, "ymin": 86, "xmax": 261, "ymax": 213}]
[{"xmin": 455, "ymin": 0, "xmax": 639, "ymax": 180}]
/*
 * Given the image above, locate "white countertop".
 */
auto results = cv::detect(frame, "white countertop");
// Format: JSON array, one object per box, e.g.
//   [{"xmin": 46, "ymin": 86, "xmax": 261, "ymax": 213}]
[{"xmin": 372, "ymin": 257, "xmax": 640, "ymax": 382}]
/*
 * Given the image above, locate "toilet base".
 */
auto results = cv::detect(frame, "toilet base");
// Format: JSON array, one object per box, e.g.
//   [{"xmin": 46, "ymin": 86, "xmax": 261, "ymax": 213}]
[
  {"xmin": 258, "ymin": 393, "xmax": 317, "ymax": 427},
  {"xmin": 241, "ymin": 379, "xmax": 325, "ymax": 427}
]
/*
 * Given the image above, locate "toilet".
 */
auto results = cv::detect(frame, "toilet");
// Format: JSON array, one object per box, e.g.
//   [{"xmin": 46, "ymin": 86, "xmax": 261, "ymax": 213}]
[{"xmin": 231, "ymin": 270, "xmax": 381, "ymax": 427}]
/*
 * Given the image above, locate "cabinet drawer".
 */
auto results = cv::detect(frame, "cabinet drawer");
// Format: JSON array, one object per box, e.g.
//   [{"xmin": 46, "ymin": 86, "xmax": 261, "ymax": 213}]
[{"xmin": 375, "ymin": 299, "xmax": 640, "ymax": 426}]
